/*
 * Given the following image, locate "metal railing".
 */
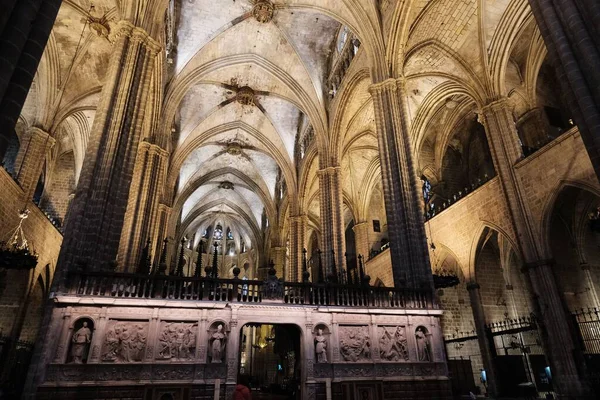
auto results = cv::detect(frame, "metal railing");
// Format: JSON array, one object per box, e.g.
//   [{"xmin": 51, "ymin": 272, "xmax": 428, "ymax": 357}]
[
  {"xmin": 573, "ymin": 308, "xmax": 600, "ymax": 354},
  {"xmin": 66, "ymin": 271, "xmax": 435, "ymax": 309}
]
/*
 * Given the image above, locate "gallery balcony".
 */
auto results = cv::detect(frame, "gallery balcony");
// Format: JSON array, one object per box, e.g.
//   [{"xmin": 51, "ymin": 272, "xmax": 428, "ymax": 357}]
[{"xmin": 64, "ymin": 269, "xmax": 436, "ymax": 310}]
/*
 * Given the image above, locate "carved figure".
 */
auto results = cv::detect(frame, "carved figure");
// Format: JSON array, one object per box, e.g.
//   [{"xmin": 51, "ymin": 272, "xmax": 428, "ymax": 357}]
[
  {"xmin": 157, "ymin": 322, "xmax": 196, "ymax": 360},
  {"xmin": 339, "ymin": 326, "xmax": 371, "ymax": 362},
  {"xmin": 70, "ymin": 321, "xmax": 92, "ymax": 363},
  {"xmin": 415, "ymin": 326, "xmax": 432, "ymax": 362},
  {"xmin": 379, "ymin": 326, "xmax": 409, "ymax": 361},
  {"xmin": 210, "ymin": 324, "xmax": 227, "ymax": 363},
  {"xmin": 314, "ymin": 328, "xmax": 328, "ymax": 363},
  {"xmin": 102, "ymin": 322, "xmax": 147, "ymax": 362}
]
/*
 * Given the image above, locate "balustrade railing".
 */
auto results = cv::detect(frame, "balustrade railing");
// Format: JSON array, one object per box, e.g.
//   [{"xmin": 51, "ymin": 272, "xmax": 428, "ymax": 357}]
[{"xmin": 66, "ymin": 271, "xmax": 435, "ymax": 309}]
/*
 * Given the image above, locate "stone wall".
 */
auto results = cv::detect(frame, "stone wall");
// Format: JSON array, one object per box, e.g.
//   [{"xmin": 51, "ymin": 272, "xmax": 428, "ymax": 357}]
[
  {"xmin": 0, "ymin": 168, "xmax": 63, "ymax": 340},
  {"xmin": 41, "ymin": 151, "xmax": 75, "ymax": 225}
]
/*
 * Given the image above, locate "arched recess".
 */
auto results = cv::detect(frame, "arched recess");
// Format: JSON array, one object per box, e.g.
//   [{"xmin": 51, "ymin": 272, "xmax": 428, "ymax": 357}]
[
  {"xmin": 437, "ymin": 115, "xmax": 496, "ymax": 201},
  {"xmin": 500, "ymin": 18, "xmax": 574, "ymax": 152},
  {"xmin": 19, "ymin": 271, "xmax": 50, "ymax": 343},
  {"xmin": 545, "ymin": 185, "xmax": 600, "ymax": 310},
  {"xmin": 471, "ymin": 226, "xmax": 531, "ymax": 323},
  {"xmin": 40, "ymin": 151, "xmax": 76, "ymax": 226},
  {"xmin": 433, "ymin": 246, "xmax": 476, "ymax": 342},
  {"xmin": 365, "ymin": 181, "xmax": 387, "ymax": 258}
]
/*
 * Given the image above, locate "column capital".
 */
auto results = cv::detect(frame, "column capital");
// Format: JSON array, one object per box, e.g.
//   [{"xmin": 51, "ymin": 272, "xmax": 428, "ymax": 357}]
[
  {"xmin": 29, "ymin": 126, "xmax": 54, "ymax": 141},
  {"xmin": 114, "ymin": 20, "xmax": 162, "ymax": 54},
  {"xmin": 290, "ymin": 214, "xmax": 307, "ymax": 223},
  {"xmin": 21, "ymin": 127, "xmax": 56, "ymax": 153},
  {"xmin": 466, "ymin": 282, "xmax": 480, "ymax": 291},
  {"xmin": 368, "ymin": 78, "xmax": 398, "ymax": 96},
  {"xmin": 158, "ymin": 203, "xmax": 172, "ymax": 214},
  {"xmin": 521, "ymin": 258, "xmax": 554, "ymax": 272},
  {"xmin": 271, "ymin": 246, "xmax": 286, "ymax": 252},
  {"xmin": 481, "ymin": 97, "xmax": 513, "ymax": 115},
  {"xmin": 580, "ymin": 262, "xmax": 591, "ymax": 271},
  {"xmin": 138, "ymin": 141, "xmax": 168, "ymax": 158},
  {"xmin": 317, "ymin": 166, "xmax": 341, "ymax": 176}
]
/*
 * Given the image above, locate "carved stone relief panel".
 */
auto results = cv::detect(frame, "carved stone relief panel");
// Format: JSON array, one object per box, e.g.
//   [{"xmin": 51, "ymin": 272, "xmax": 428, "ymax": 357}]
[
  {"xmin": 378, "ymin": 326, "xmax": 409, "ymax": 362},
  {"xmin": 338, "ymin": 325, "xmax": 371, "ymax": 362},
  {"xmin": 101, "ymin": 321, "xmax": 148, "ymax": 363},
  {"xmin": 156, "ymin": 322, "xmax": 197, "ymax": 361}
]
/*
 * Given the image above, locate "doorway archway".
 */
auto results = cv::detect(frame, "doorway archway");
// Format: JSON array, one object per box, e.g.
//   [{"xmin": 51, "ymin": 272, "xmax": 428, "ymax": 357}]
[{"xmin": 238, "ymin": 323, "xmax": 302, "ymax": 400}]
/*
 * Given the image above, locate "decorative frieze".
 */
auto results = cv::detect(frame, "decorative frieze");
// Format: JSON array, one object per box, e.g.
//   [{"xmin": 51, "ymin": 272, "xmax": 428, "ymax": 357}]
[{"xmin": 45, "ymin": 303, "xmax": 447, "ymax": 388}]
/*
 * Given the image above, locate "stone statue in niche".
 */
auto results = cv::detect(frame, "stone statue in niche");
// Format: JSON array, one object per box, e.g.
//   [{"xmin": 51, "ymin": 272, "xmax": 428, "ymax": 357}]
[
  {"xmin": 102, "ymin": 322, "xmax": 148, "ymax": 363},
  {"xmin": 209, "ymin": 324, "xmax": 227, "ymax": 363},
  {"xmin": 339, "ymin": 326, "xmax": 371, "ymax": 362},
  {"xmin": 415, "ymin": 326, "xmax": 432, "ymax": 362},
  {"xmin": 379, "ymin": 326, "xmax": 409, "ymax": 361},
  {"xmin": 157, "ymin": 322, "xmax": 197, "ymax": 360},
  {"xmin": 69, "ymin": 320, "xmax": 92, "ymax": 363},
  {"xmin": 314, "ymin": 328, "xmax": 328, "ymax": 363}
]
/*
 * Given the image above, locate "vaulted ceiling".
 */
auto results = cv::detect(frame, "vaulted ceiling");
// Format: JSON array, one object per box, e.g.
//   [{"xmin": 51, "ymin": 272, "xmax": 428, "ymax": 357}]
[{"xmin": 20, "ymin": 0, "xmax": 551, "ymax": 258}]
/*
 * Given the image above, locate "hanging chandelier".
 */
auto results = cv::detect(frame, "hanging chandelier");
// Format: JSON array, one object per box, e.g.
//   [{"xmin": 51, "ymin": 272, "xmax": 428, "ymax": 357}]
[
  {"xmin": 0, "ymin": 209, "xmax": 38, "ymax": 270},
  {"xmin": 428, "ymin": 241, "xmax": 460, "ymax": 289},
  {"xmin": 432, "ymin": 267, "xmax": 460, "ymax": 289}
]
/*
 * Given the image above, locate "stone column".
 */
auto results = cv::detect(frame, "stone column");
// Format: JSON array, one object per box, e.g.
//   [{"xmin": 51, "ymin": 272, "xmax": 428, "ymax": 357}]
[
  {"xmin": 152, "ymin": 204, "xmax": 172, "ymax": 266},
  {"xmin": 87, "ymin": 308, "xmax": 108, "ymax": 364},
  {"xmin": 118, "ymin": 141, "xmax": 169, "ymax": 271},
  {"xmin": 330, "ymin": 319, "xmax": 341, "ymax": 362},
  {"xmin": 289, "ymin": 214, "xmax": 307, "ymax": 282},
  {"xmin": 524, "ymin": 261, "xmax": 592, "ymax": 397},
  {"xmin": 13, "ymin": 127, "xmax": 55, "ymax": 200},
  {"xmin": 197, "ymin": 313, "xmax": 208, "ymax": 363},
  {"xmin": 226, "ymin": 320, "xmax": 240, "ymax": 385},
  {"xmin": 318, "ymin": 167, "xmax": 345, "ymax": 277},
  {"xmin": 369, "ymin": 78, "xmax": 433, "ymax": 290},
  {"xmin": 57, "ymin": 21, "xmax": 162, "ymax": 274},
  {"xmin": 352, "ymin": 221, "xmax": 370, "ymax": 259},
  {"xmin": 481, "ymin": 98, "xmax": 591, "ymax": 397},
  {"xmin": 467, "ymin": 283, "xmax": 499, "ymax": 397},
  {"xmin": 0, "ymin": 0, "xmax": 62, "ymax": 159},
  {"xmin": 51, "ymin": 309, "xmax": 72, "ymax": 364},
  {"xmin": 527, "ymin": 0, "xmax": 600, "ymax": 179},
  {"xmin": 145, "ymin": 309, "xmax": 159, "ymax": 361},
  {"xmin": 270, "ymin": 246, "xmax": 286, "ymax": 278}
]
